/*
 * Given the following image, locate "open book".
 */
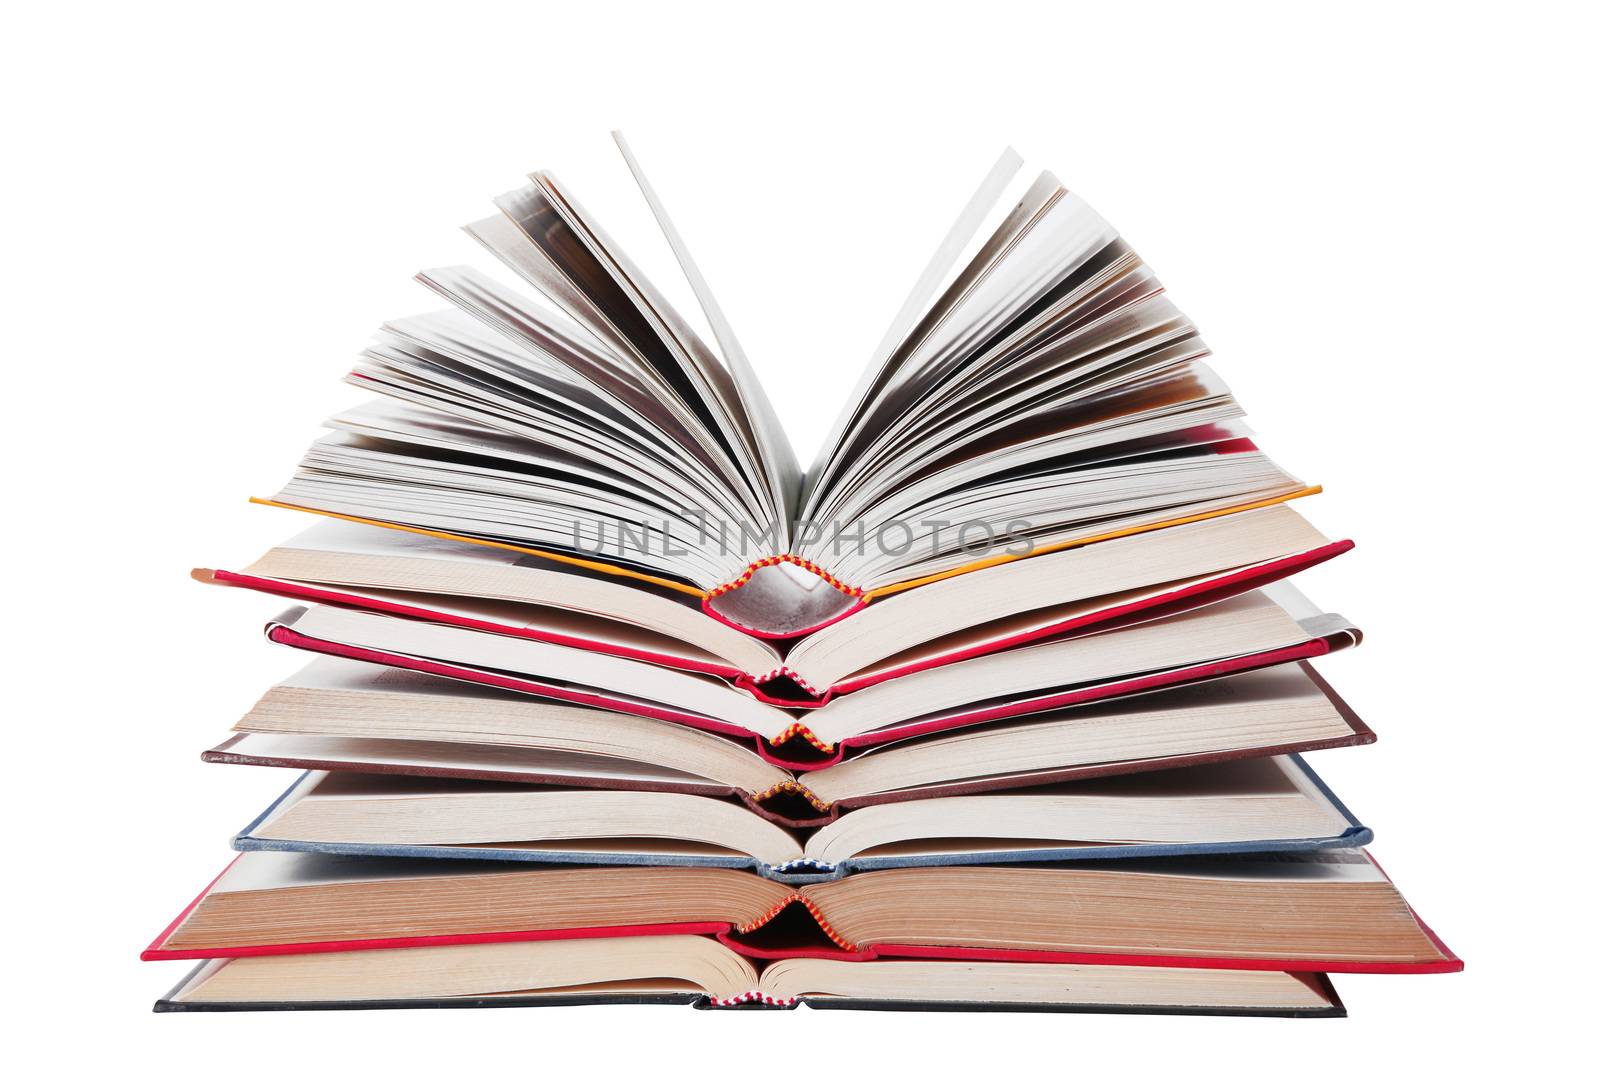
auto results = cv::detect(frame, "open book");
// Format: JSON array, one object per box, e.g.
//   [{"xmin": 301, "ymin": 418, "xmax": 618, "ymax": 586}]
[
  {"xmin": 207, "ymin": 661, "xmax": 1375, "ymax": 830},
  {"xmin": 202, "ymin": 504, "xmax": 1349, "ymax": 701},
  {"xmin": 157, "ymin": 939, "xmax": 1349, "ymax": 1016},
  {"xmin": 242, "ymin": 583, "xmax": 1358, "ymax": 765},
  {"xmin": 145, "ymin": 849, "xmax": 1460, "ymax": 975},
  {"xmin": 227, "ymin": 755, "xmax": 1370, "ymax": 880},
  {"xmin": 255, "ymin": 134, "xmax": 1332, "ymax": 640}
]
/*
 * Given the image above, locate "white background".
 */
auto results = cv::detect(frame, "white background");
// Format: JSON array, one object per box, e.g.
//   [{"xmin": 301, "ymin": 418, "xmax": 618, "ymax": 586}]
[{"xmin": 5, "ymin": 0, "xmax": 1596, "ymax": 1059}]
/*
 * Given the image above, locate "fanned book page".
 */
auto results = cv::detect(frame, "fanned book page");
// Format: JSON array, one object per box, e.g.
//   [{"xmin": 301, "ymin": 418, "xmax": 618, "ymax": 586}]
[{"xmin": 258, "ymin": 134, "xmax": 1320, "ymax": 637}]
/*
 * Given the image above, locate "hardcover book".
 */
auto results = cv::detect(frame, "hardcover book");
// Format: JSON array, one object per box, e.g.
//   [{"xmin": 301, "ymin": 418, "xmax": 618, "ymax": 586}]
[
  {"xmin": 145, "ymin": 849, "xmax": 1459, "ymax": 975},
  {"xmin": 243, "ymin": 582, "xmax": 1358, "ymax": 766},
  {"xmin": 204, "ymin": 660, "xmax": 1374, "ymax": 826},
  {"xmin": 226, "ymin": 754, "xmax": 1372, "ymax": 880},
  {"xmin": 157, "ymin": 939, "xmax": 1350, "ymax": 1016},
  {"xmin": 156, "ymin": 939, "xmax": 1349, "ymax": 1016}
]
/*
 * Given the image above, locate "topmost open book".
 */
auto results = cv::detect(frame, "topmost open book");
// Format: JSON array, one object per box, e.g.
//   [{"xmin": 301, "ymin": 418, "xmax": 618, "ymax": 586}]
[{"xmin": 261, "ymin": 134, "xmax": 1320, "ymax": 637}]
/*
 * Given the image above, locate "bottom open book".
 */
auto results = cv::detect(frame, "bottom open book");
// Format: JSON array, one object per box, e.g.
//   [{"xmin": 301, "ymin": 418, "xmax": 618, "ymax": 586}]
[{"xmin": 156, "ymin": 934, "xmax": 1346, "ymax": 1016}]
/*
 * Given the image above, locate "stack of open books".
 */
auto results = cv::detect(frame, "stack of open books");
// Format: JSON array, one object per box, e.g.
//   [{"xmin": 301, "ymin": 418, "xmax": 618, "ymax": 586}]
[{"xmin": 147, "ymin": 137, "xmax": 1459, "ymax": 1017}]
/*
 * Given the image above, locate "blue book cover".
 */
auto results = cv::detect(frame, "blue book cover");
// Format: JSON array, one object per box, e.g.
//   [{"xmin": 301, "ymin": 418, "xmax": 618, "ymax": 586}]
[{"xmin": 232, "ymin": 754, "xmax": 1371, "ymax": 885}]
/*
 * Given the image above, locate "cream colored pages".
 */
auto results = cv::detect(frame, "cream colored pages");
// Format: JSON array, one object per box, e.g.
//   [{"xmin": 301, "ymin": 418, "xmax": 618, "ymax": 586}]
[{"xmin": 243, "ymin": 519, "xmax": 780, "ymax": 676}]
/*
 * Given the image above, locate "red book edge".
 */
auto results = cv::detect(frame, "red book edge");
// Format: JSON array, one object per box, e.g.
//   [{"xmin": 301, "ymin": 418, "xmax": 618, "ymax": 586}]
[
  {"xmin": 203, "ymin": 539, "xmax": 1351, "ymax": 706},
  {"xmin": 263, "ymin": 624, "xmax": 766, "ymax": 745},
  {"xmin": 146, "ymin": 923, "xmax": 1459, "ymax": 974},
  {"xmin": 838, "ymin": 637, "xmax": 1341, "ymax": 750},
  {"xmin": 257, "ymin": 622, "xmax": 1350, "ymax": 770},
  {"xmin": 828, "ymin": 540, "xmax": 1353, "ymax": 697},
  {"xmin": 143, "ymin": 920, "xmax": 735, "ymax": 962},
  {"xmin": 144, "ymin": 852, "xmax": 1459, "ymax": 975},
  {"xmin": 202, "ymin": 569, "xmax": 743, "ymax": 682}
]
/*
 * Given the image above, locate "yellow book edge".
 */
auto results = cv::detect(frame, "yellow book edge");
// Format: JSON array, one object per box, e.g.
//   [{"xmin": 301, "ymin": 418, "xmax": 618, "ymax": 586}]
[
  {"xmin": 868, "ymin": 485, "xmax": 1322, "ymax": 598},
  {"xmin": 249, "ymin": 484, "xmax": 1322, "ymax": 604}
]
